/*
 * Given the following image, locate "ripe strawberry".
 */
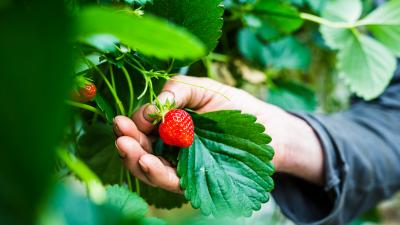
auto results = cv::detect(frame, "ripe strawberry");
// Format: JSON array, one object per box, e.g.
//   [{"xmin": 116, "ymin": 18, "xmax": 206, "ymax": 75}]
[
  {"xmin": 72, "ymin": 83, "xmax": 97, "ymax": 102},
  {"xmin": 158, "ymin": 109, "xmax": 194, "ymax": 148}
]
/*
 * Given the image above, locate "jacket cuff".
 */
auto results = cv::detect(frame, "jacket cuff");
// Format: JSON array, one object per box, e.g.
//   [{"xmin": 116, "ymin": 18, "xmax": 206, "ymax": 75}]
[{"xmin": 272, "ymin": 113, "xmax": 347, "ymax": 225}]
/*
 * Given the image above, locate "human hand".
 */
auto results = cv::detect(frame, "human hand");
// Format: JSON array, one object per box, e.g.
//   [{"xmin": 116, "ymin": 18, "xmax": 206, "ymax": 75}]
[{"xmin": 114, "ymin": 76, "xmax": 324, "ymax": 193}]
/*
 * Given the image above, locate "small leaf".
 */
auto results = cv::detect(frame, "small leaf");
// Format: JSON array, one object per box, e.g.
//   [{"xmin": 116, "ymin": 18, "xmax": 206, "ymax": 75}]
[
  {"xmin": 360, "ymin": 0, "xmax": 400, "ymax": 57},
  {"xmin": 76, "ymin": 6, "xmax": 205, "ymax": 60},
  {"xmin": 106, "ymin": 185, "xmax": 148, "ymax": 219},
  {"xmin": 267, "ymin": 80, "xmax": 317, "ymax": 112},
  {"xmin": 94, "ymin": 95, "xmax": 115, "ymax": 124},
  {"xmin": 337, "ymin": 34, "xmax": 396, "ymax": 100},
  {"xmin": 177, "ymin": 110, "xmax": 275, "ymax": 217}
]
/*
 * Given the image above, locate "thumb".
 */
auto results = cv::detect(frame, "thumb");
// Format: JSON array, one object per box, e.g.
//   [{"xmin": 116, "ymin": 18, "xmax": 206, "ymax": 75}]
[{"xmin": 133, "ymin": 76, "xmax": 221, "ymax": 134}]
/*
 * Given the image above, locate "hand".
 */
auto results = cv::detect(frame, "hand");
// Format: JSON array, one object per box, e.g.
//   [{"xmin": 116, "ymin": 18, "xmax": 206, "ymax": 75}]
[{"xmin": 114, "ymin": 76, "xmax": 324, "ymax": 193}]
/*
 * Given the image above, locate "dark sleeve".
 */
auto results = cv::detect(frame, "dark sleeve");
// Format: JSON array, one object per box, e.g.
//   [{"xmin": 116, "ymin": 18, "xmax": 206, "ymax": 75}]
[{"xmin": 272, "ymin": 67, "xmax": 400, "ymax": 225}]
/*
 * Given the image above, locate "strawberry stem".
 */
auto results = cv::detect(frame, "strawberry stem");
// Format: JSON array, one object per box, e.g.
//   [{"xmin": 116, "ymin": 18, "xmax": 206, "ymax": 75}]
[{"xmin": 66, "ymin": 100, "xmax": 106, "ymax": 119}]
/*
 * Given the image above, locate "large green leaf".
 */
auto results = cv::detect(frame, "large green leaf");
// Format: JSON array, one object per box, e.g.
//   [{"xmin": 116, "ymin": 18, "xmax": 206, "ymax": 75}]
[
  {"xmin": 177, "ymin": 110, "xmax": 275, "ymax": 217},
  {"xmin": 320, "ymin": 0, "xmax": 396, "ymax": 100},
  {"xmin": 337, "ymin": 34, "xmax": 396, "ymax": 100},
  {"xmin": 267, "ymin": 80, "xmax": 317, "ymax": 112},
  {"xmin": 360, "ymin": 0, "xmax": 400, "ymax": 57},
  {"xmin": 77, "ymin": 123, "xmax": 122, "ymax": 184},
  {"xmin": 76, "ymin": 6, "xmax": 205, "ymax": 60},
  {"xmin": 145, "ymin": 0, "xmax": 224, "ymax": 54}
]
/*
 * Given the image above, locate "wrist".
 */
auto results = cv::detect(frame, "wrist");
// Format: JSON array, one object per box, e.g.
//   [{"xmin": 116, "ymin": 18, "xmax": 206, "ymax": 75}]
[{"xmin": 258, "ymin": 106, "xmax": 325, "ymax": 185}]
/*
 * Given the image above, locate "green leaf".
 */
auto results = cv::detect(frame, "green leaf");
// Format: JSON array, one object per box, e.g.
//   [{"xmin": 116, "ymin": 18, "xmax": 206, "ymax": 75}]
[
  {"xmin": 337, "ymin": 34, "xmax": 396, "ymax": 100},
  {"xmin": 320, "ymin": 0, "xmax": 362, "ymax": 49},
  {"xmin": 251, "ymin": 0, "xmax": 303, "ymax": 35},
  {"xmin": 95, "ymin": 95, "xmax": 115, "ymax": 124},
  {"xmin": 106, "ymin": 185, "xmax": 148, "ymax": 219},
  {"xmin": 305, "ymin": 0, "xmax": 327, "ymax": 13},
  {"xmin": 360, "ymin": 0, "xmax": 400, "ymax": 56},
  {"xmin": 76, "ymin": 6, "xmax": 205, "ymax": 60},
  {"xmin": 266, "ymin": 36, "xmax": 311, "ymax": 70},
  {"xmin": 77, "ymin": 123, "xmax": 122, "ymax": 184},
  {"xmin": 267, "ymin": 80, "xmax": 317, "ymax": 112},
  {"xmin": 237, "ymin": 28, "xmax": 269, "ymax": 67},
  {"xmin": 319, "ymin": 0, "xmax": 396, "ymax": 99},
  {"xmin": 177, "ymin": 110, "xmax": 275, "ymax": 217},
  {"xmin": 145, "ymin": 0, "xmax": 224, "ymax": 54}
]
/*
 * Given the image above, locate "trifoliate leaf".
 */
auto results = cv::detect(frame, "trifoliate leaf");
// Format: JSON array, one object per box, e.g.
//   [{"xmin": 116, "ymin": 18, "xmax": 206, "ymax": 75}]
[
  {"xmin": 360, "ymin": 0, "xmax": 400, "ymax": 57},
  {"xmin": 320, "ymin": 0, "xmax": 397, "ymax": 100},
  {"xmin": 76, "ymin": 6, "xmax": 205, "ymax": 60},
  {"xmin": 106, "ymin": 185, "xmax": 148, "ymax": 220},
  {"xmin": 177, "ymin": 110, "xmax": 275, "ymax": 217}
]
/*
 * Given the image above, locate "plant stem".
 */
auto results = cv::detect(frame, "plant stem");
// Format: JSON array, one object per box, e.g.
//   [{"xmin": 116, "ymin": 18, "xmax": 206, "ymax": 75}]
[
  {"xmin": 208, "ymin": 52, "xmax": 230, "ymax": 62},
  {"xmin": 92, "ymin": 63, "xmax": 126, "ymax": 115},
  {"xmin": 299, "ymin": 12, "xmax": 356, "ymax": 29},
  {"xmin": 66, "ymin": 100, "xmax": 106, "ymax": 119},
  {"xmin": 126, "ymin": 169, "xmax": 133, "ymax": 192},
  {"xmin": 110, "ymin": 65, "xmax": 117, "ymax": 92},
  {"xmin": 135, "ymin": 178, "xmax": 141, "ymax": 196},
  {"xmin": 121, "ymin": 66, "xmax": 135, "ymax": 116}
]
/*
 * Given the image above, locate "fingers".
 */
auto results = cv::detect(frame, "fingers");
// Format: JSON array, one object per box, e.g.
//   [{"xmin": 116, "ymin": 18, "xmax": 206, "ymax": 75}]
[
  {"xmin": 115, "ymin": 136, "xmax": 152, "ymax": 184},
  {"xmin": 115, "ymin": 136, "xmax": 181, "ymax": 193},
  {"xmin": 139, "ymin": 154, "xmax": 181, "ymax": 193},
  {"xmin": 162, "ymin": 75, "xmax": 223, "ymax": 109},
  {"xmin": 131, "ymin": 90, "xmax": 175, "ymax": 135},
  {"xmin": 114, "ymin": 115, "xmax": 153, "ymax": 152}
]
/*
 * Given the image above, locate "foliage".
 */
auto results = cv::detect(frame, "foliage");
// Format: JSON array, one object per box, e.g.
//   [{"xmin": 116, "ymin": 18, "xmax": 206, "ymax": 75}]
[
  {"xmin": 178, "ymin": 111, "xmax": 274, "ymax": 217},
  {"xmin": 2, "ymin": 0, "xmax": 400, "ymax": 224}
]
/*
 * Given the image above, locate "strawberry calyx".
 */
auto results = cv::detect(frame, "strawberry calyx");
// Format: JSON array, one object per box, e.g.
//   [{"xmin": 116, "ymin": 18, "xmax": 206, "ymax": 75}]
[{"xmin": 148, "ymin": 98, "xmax": 177, "ymax": 125}]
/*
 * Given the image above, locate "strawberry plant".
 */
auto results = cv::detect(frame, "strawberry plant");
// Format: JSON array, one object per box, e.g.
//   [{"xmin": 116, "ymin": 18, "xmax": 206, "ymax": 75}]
[{"xmin": 2, "ymin": 0, "xmax": 400, "ymax": 225}]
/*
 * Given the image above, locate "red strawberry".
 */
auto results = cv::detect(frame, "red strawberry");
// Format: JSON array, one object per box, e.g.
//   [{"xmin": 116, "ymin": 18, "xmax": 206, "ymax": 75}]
[
  {"xmin": 158, "ymin": 109, "xmax": 194, "ymax": 148},
  {"xmin": 72, "ymin": 83, "xmax": 97, "ymax": 102}
]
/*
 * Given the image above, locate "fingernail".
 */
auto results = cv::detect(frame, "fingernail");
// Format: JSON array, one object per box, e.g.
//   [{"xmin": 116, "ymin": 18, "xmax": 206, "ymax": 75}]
[
  {"xmin": 115, "ymin": 141, "xmax": 127, "ymax": 159},
  {"xmin": 113, "ymin": 124, "xmax": 122, "ymax": 137},
  {"xmin": 139, "ymin": 158, "xmax": 149, "ymax": 173},
  {"xmin": 143, "ymin": 104, "xmax": 157, "ymax": 122}
]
